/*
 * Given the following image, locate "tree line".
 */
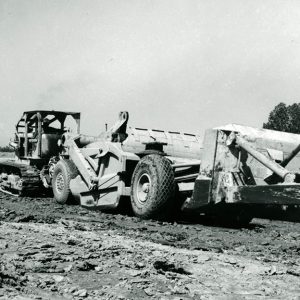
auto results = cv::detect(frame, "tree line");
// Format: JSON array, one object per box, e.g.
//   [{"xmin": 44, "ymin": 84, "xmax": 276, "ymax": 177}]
[
  {"xmin": 263, "ymin": 102, "xmax": 300, "ymax": 133},
  {"xmin": 0, "ymin": 146, "xmax": 14, "ymax": 152}
]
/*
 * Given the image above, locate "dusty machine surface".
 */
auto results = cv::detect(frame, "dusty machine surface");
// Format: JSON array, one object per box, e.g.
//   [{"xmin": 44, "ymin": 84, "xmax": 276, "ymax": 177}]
[
  {"xmin": 184, "ymin": 124, "xmax": 300, "ymax": 223},
  {"xmin": 2, "ymin": 110, "xmax": 300, "ymax": 225},
  {"xmin": 51, "ymin": 111, "xmax": 300, "ymax": 224},
  {"xmin": 0, "ymin": 110, "xmax": 80, "ymax": 194},
  {"xmin": 52, "ymin": 111, "xmax": 202, "ymax": 221}
]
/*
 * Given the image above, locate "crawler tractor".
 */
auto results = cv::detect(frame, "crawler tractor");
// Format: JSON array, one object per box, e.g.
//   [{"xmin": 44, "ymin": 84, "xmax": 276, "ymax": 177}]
[
  {"xmin": 2, "ymin": 110, "xmax": 300, "ymax": 224},
  {"xmin": 0, "ymin": 110, "xmax": 80, "ymax": 195}
]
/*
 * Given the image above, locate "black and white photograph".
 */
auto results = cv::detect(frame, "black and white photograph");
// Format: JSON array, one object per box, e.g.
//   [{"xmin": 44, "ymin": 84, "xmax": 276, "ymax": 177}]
[{"xmin": 1, "ymin": 1, "xmax": 300, "ymax": 299}]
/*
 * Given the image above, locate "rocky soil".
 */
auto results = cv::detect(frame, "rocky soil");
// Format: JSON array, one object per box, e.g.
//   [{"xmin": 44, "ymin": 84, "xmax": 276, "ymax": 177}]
[{"xmin": 0, "ymin": 193, "xmax": 300, "ymax": 299}]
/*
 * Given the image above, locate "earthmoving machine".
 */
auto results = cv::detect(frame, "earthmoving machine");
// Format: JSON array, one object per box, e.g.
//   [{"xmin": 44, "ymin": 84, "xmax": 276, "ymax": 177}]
[
  {"xmin": 0, "ymin": 110, "xmax": 80, "ymax": 194},
  {"xmin": 2, "ymin": 110, "xmax": 300, "ymax": 224}
]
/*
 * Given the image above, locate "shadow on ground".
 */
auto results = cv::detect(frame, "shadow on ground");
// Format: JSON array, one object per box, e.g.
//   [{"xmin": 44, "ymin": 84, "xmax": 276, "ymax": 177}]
[{"xmin": 254, "ymin": 205, "xmax": 300, "ymax": 222}]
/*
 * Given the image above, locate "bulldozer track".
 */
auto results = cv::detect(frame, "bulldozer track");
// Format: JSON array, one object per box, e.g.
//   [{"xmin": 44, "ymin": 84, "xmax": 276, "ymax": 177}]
[
  {"xmin": 0, "ymin": 161, "xmax": 41, "ymax": 194},
  {"xmin": 0, "ymin": 186, "xmax": 17, "ymax": 196}
]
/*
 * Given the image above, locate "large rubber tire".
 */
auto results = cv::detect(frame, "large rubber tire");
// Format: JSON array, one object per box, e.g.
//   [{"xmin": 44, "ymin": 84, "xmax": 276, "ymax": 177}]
[
  {"xmin": 52, "ymin": 159, "xmax": 78, "ymax": 204},
  {"xmin": 130, "ymin": 154, "xmax": 175, "ymax": 220}
]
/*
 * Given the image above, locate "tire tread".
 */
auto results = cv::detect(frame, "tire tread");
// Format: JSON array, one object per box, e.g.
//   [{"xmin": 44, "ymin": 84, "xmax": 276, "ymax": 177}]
[
  {"xmin": 130, "ymin": 154, "xmax": 175, "ymax": 219},
  {"xmin": 52, "ymin": 159, "xmax": 78, "ymax": 204}
]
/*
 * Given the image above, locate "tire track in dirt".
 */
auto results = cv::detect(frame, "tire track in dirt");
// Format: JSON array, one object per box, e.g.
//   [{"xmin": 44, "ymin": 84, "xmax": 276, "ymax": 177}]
[{"xmin": 0, "ymin": 193, "xmax": 300, "ymax": 299}]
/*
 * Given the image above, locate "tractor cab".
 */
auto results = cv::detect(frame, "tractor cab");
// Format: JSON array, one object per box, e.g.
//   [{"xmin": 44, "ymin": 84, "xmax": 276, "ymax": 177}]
[{"xmin": 11, "ymin": 110, "xmax": 80, "ymax": 161}]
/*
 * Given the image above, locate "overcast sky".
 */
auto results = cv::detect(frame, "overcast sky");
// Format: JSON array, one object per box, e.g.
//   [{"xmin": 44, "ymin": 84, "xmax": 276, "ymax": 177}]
[{"xmin": 1, "ymin": 0, "xmax": 300, "ymax": 145}]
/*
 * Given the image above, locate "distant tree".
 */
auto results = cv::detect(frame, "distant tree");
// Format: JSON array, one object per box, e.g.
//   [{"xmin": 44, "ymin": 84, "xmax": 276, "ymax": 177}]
[
  {"xmin": 0, "ymin": 145, "xmax": 14, "ymax": 152},
  {"xmin": 263, "ymin": 102, "xmax": 300, "ymax": 133}
]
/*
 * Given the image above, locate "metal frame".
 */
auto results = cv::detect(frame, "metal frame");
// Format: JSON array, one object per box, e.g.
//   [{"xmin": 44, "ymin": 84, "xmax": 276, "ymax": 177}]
[
  {"xmin": 185, "ymin": 126, "xmax": 300, "ymax": 212},
  {"xmin": 14, "ymin": 110, "xmax": 81, "ymax": 159}
]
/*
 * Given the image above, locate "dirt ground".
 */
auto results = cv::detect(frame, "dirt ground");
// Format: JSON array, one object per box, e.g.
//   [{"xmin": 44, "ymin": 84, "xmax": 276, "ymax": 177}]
[
  {"xmin": 0, "ymin": 193, "xmax": 300, "ymax": 300},
  {"xmin": 0, "ymin": 153, "xmax": 14, "ymax": 159}
]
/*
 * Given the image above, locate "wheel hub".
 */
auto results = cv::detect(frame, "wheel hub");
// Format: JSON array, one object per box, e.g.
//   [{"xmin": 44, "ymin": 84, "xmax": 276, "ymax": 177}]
[
  {"xmin": 137, "ymin": 173, "xmax": 151, "ymax": 203},
  {"xmin": 142, "ymin": 183, "xmax": 150, "ymax": 193}
]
